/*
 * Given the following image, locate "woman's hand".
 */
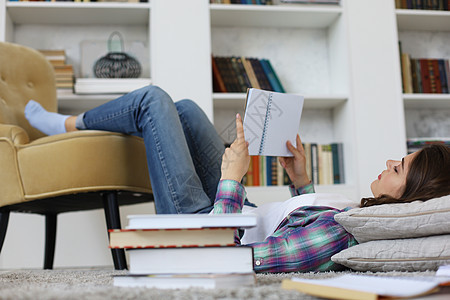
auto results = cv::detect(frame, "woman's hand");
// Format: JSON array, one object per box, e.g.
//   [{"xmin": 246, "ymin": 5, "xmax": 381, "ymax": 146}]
[
  {"xmin": 279, "ymin": 134, "xmax": 311, "ymax": 189},
  {"xmin": 220, "ymin": 114, "xmax": 251, "ymax": 182}
]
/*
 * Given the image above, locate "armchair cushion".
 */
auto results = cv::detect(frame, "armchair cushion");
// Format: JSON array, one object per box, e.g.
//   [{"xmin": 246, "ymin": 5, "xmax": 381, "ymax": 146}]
[
  {"xmin": 0, "ymin": 124, "xmax": 30, "ymax": 145},
  {"xmin": 0, "ymin": 130, "xmax": 151, "ymax": 207}
]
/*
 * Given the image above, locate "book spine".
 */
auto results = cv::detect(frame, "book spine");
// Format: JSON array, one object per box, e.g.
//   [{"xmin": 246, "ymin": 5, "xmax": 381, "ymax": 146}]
[
  {"xmin": 310, "ymin": 143, "xmax": 319, "ymax": 185},
  {"xmin": 420, "ymin": 59, "xmax": 432, "ymax": 93},
  {"xmin": 331, "ymin": 143, "xmax": 340, "ymax": 184},
  {"xmin": 249, "ymin": 58, "xmax": 273, "ymax": 91},
  {"xmin": 428, "ymin": 59, "xmax": 438, "ymax": 93},
  {"xmin": 401, "ymin": 53, "xmax": 413, "ymax": 93},
  {"xmin": 415, "ymin": 59, "xmax": 423, "ymax": 93},
  {"xmin": 261, "ymin": 59, "xmax": 286, "ymax": 93},
  {"xmin": 446, "ymin": 60, "xmax": 450, "ymax": 92},
  {"xmin": 252, "ymin": 156, "xmax": 260, "ymax": 186},
  {"xmin": 438, "ymin": 59, "xmax": 448, "ymax": 93},
  {"xmin": 241, "ymin": 57, "xmax": 261, "ymax": 89},
  {"xmin": 410, "ymin": 59, "xmax": 420, "ymax": 93},
  {"xmin": 432, "ymin": 59, "xmax": 443, "ymax": 93},
  {"xmin": 270, "ymin": 156, "xmax": 278, "ymax": 185},
  {"xmin": 231, "ymin": 56, "xmax": 248, "ymax": 92},
  {"xmin": 212, "ymin": 56, "xmax": 227, "ymax": 92}
]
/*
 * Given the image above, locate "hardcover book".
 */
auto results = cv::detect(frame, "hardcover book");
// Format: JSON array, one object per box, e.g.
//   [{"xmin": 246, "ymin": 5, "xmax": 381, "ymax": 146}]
[
  {"xmin": 126, "ymin": 213, "xmax": 257, "ymax": 229},
  {"xmin": 128, "ymin": 246, "xmax": 254, "ymax": 275},
  {"xmin": 109, "ymin": 227, "xmax": 236, "ymax": 249}
]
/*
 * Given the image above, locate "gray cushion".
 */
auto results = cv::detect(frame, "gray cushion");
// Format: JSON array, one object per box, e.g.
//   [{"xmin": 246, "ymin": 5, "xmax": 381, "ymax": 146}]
[
  {"xmin": 334, "ymin": 195, "xmax": 450, "ymax": 243},
  {"xmin": 331, "ymin": 235, "xmax": 450, "ymax": 272}
]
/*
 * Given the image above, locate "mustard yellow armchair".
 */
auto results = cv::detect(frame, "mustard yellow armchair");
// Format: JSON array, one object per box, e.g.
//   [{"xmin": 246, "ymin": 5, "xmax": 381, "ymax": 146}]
[{"xmin": 0, "ymin": 42, "xmax": 153, "ymax": 269}]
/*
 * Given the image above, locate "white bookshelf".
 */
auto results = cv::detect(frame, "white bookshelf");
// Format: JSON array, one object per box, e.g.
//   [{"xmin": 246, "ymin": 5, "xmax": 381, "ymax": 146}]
[
  {"xmin": 6, "ymin": 2, "xmax": 151, "ymax": 25},
  {"xmin": 210, "ymin": 3, "xmax": 342, "ymax": 28},
  {"xmin": 403, "ymin": 94, "xmax": 450, "ymax": 109},
  {"xmin": 395, "ymin": 7, "xmax": 450, "ymax": 140},
  {"xmin": 396, "ymin": 9, "xmax": 450, "ymax": 31},
  {"xmin": 213, "ymin": 93, "xmax": 348, "ymax": 109}
]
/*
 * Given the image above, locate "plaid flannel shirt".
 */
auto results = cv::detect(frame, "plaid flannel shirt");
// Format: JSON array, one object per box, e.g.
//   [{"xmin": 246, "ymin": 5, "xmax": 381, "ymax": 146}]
[{"xmin": 213, "ymin": 180, "xmax": 358, "ymax": 273}]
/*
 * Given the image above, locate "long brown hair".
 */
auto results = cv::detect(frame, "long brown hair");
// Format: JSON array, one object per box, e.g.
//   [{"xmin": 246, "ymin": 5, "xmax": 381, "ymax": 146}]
[{"xmin": 361, "ymin": 144, "xmax": 450, "ymax": 207}]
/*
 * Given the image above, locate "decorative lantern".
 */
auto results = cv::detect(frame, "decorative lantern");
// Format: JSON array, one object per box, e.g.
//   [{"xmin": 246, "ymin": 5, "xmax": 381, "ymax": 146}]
[{"xmin": 94, "ymin": 31, "xmax": 142, "ymax": 78}]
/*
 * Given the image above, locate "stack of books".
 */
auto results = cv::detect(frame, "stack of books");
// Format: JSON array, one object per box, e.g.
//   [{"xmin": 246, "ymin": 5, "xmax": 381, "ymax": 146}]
[
  {"xmin": 212, "ymin": 56, "xmax": 285, "ymax": 93},
  {"xmin": 110, "ymin": 213, "xmax": 257, "ymax": 289},
  {"xmin": 39, "ymin": 49, "xmax": 74, "ymax": 92}
]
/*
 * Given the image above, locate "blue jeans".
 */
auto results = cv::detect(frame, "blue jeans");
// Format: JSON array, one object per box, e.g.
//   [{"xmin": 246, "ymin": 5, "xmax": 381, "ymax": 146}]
[{"xmin": 77, "ymin": 86, "xmax": 225, "ymax": 214}]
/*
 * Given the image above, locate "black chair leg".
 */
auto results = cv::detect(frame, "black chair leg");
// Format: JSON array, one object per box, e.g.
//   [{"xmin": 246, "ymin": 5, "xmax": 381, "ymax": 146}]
[
  {"xmin": 44, "ymin": 213, "xmax": 57, "ymax": 269},
  {"xmin": 103, "ymin": 191, "xmax": 127, "ymax": 270},
  {"xmin": 0, "ymin": 211, "xmax": 10, "ymax": 253}
]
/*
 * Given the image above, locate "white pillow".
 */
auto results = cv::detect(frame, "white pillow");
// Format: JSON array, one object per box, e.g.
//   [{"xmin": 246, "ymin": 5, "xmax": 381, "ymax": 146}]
[
  {"xmin": 334, "ymin": 194, "xmax": 450, "ymax": 243},
  {"xmin": 331, "ymin": 235, "xmax": 450, "ymax": 272}
]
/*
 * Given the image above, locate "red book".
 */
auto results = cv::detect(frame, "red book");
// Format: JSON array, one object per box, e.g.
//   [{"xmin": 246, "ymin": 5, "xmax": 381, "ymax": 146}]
[
  {"xmin": 252, "ymin": 156, "xmax": 260, "ymax": 186},
  {"xmin": 212, "ymin": 56, "xmax": 227, "ymax": 93},
  {"xmin": 420, "ymin": 59, "xmax": 432, "ymax": 93},
  {"xmin": 431, "ymin": 59, "xmax": 443, "ymax": 93}
]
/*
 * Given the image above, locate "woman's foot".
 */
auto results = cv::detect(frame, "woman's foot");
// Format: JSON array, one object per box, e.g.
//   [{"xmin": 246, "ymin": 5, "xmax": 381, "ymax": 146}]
[{"xmin": 24, "ymin": 100, "xmax": 76, "ymax": 135}]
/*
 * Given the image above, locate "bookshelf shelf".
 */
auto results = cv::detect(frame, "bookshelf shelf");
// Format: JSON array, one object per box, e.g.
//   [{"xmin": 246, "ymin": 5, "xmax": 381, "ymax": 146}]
[
  {"xmin": 210, "ymin": 3, "xmax": 342, "ymax": 28},
  {"xmin": 396, "ymin": 9, "xmax": 450, "ymax": 31},
  {"xmin": 6, "ymin": 2, "xmax": 151, "ymax": 25},
  {"xmin": 403, "ymin": 94, "xmax": 450, "ymax": 109},
  {"xmin": 213, "ymin": 93, "xmax": 348, "ymax": 109}
]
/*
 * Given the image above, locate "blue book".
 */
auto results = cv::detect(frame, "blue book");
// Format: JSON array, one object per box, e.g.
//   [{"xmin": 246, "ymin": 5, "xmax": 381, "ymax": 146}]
[
  {"xmin": 259, "ymin": 59, "xmax": 286, "ymax": 93},
  {"xmin": 438, "ymin": 59, "xmax": 448, "ymax": 93}
]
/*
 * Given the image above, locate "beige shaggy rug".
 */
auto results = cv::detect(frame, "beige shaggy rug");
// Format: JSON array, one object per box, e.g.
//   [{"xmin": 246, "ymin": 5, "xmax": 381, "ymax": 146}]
[{"xmin": 0, "ymin": 268, "xmax": 448, "ymax": 299}]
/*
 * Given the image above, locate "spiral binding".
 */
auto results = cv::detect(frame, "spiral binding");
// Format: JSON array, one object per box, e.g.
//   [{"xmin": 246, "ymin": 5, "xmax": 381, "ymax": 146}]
[{"xmin": 258, "ymin": 92, "xmax": 273, "ymax": 155}]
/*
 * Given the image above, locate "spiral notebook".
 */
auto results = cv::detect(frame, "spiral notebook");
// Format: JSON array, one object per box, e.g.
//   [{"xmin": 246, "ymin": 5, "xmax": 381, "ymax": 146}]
[{"xmin": 243, "ymin": 88, "xmax": 304, "ymax": 157}]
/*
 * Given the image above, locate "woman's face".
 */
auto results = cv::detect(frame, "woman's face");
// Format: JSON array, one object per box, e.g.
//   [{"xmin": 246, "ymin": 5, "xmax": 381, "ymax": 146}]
[{"xmin": 371, "ymin": 152, "xmax": 418, "ymax": 198}]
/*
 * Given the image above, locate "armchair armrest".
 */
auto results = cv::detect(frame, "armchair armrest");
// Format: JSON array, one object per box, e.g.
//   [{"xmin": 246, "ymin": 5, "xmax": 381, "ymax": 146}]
[{"xmin": 0, "ymin": 124, "xmax": 30, "ymax": 145}]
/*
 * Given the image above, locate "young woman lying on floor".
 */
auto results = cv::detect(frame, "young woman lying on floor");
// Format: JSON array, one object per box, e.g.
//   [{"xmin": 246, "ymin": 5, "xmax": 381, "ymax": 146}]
[{"xmin": 25, "ymin": 85, "xmax": 450, "ymax": 272}]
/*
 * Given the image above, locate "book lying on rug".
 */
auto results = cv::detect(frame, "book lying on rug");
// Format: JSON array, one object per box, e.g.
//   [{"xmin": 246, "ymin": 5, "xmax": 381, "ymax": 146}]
[
  {"xmin": 243, "ymin": 88, "xmax": 304, "ymax": 157},
  {"xmin": 128, "ymin": 246, "xmax": 254, "ymax": 275},
  {"xmin": 108, "ymin": 227, "xmax": 236, "ymax": 249},
  {"xmin": 113, "ymin": 272, "xmax": 256, "ymax": 289},
  {"xmin": 126, "ymin": 213, "xmax": 257, "ymax": 229},
  {"xmin": 281, "ymin": 274, "xmax": 450, "ymax": 300}
]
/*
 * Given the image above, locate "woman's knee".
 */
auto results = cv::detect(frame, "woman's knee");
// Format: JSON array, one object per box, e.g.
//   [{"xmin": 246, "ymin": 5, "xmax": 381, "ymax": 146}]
[
  {"xmin": 137, "ymin": 85, "xmax": 174, "ymax": 109},
  {"xmin": 175, "ymin": 99, "xmax": 204, "ymax": 118}
]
